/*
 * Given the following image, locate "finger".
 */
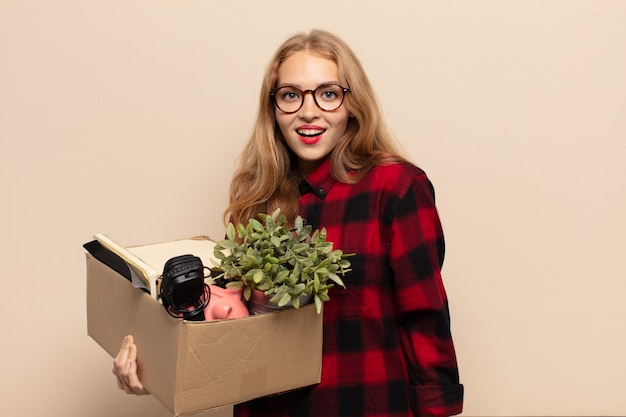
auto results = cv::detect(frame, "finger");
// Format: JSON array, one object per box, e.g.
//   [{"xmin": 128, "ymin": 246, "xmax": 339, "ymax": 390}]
[
  {"xmin": 124, "ymin": 341, "xmax": 149, "ymax": 395},
  {"xmin": 113, "ymin": 336, "xmax": 134, "ymax": 392},
  {"xmin": 127, "ymin": 340, "xmax": 138, "ymax": 363},
  {"xmin": 118, "ymin": 358, "xmax": 135, "ymax": 394},
  {"xmin": 128, "ymin": 359, "xmax": 150, "ymax": 395},
  {"xmin": 113, "ymin": 335, "xmax": 132, "ymax": 372}
]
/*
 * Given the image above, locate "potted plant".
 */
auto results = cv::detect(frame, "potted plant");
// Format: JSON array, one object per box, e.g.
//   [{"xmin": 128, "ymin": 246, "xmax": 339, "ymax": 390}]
[{"xmin": 211, "ymin": 209, "xmax": 353, "ymax": 314}]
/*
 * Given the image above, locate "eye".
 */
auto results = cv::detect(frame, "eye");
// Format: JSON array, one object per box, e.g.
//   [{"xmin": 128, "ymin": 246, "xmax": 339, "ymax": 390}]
[
  {"xmin": 279, "ymin": 88, "xmax": 301, "ymax": 102},
  {"xmin": 317, "ymin": 85, "xmax": 341, "ymax": 101}
]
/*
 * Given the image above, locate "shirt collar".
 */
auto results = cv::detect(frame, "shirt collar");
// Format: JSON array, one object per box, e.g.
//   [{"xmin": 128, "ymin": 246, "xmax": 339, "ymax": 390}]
[{"xmin": 298, "ymin": 158, "xmax": 337, "ymax": 200}]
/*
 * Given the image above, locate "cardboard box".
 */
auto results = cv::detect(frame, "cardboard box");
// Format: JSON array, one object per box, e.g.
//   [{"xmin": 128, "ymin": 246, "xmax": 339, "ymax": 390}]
[{"xmin": 86, "ymin": 241, "xmax": 323, "ymax": 416}]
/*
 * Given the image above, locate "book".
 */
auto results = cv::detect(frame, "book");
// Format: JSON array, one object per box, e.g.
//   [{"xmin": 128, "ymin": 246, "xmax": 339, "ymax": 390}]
[
  {"xmin": 87, "ymin": 234, "xmax": 218, "ymax": 300},
  {"xmin": 93, "ymin": 233, "xmax": 160, "ymax": 298}
]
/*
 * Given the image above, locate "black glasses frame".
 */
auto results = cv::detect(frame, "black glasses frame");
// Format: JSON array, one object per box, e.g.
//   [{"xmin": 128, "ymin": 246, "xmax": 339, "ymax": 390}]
[{"xmin": 270, "ymin": 83, "xmax": 350, "ymax": 114}]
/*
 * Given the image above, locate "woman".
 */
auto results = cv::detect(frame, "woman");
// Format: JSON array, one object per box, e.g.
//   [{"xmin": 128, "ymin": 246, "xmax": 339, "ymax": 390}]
[{"xmin": 114, "ymin": 29, "xmax": 463, "ymax": 417}]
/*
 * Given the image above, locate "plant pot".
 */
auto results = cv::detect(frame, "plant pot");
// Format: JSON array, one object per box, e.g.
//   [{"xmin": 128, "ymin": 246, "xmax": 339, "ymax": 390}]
[{"xmin": 248, "ymin": 289, "xmax": 313, "ymax": 315}]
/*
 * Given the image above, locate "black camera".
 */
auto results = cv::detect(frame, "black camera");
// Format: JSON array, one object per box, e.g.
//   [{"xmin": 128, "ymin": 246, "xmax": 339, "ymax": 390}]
[{"xmin": 160, "ymin": 254, "xmax": 210, "ymax": 321}]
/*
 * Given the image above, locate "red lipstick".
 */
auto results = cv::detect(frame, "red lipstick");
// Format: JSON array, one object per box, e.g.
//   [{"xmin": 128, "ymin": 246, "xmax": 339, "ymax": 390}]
[{"xmin": 296, "ymin": 125, "xmax": 326, "ymax": 144}]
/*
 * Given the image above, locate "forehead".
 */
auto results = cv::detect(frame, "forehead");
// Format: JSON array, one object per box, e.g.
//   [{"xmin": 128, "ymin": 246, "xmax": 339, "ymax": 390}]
[{"xmin": 276, "ymin": 51, "xmax": 339, "ymax": 88}]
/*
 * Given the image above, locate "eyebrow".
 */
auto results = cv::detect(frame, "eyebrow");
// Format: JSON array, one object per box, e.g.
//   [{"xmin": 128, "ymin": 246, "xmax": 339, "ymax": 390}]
[{"xmin": 275, "ymin": 81, "xmax": 340, "ymax": 89}]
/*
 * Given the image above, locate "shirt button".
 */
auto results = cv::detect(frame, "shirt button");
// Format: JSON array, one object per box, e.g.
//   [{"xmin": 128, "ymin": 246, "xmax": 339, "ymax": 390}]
[{"xmin": 318, "ymin": 188, "xmax": 325, "ymax": 195}]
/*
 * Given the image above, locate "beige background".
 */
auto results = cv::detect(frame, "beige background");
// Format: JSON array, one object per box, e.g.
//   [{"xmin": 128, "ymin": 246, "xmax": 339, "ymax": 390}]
[{"xmin": 1, "ymin": 1, "xmax": 625, "ymax": 416}]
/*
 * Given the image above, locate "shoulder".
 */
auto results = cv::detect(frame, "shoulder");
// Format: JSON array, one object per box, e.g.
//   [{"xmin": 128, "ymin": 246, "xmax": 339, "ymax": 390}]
[
  {"xmin": 361, "ymin": 163, "xmax": 440, "ymax": 215},
  {"xmin": 364, "ymin": 162, "xmax": 432, "ymax": 194},
  {"xmin": 369, "ymin": 161, "xmax": 426, "ymax": 178}
]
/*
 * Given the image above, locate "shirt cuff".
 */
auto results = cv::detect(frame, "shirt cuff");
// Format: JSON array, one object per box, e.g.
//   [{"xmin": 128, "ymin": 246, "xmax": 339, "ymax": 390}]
[{"xmin": 410, "ymin": 383, "xmax": 464, "ymax": 417}]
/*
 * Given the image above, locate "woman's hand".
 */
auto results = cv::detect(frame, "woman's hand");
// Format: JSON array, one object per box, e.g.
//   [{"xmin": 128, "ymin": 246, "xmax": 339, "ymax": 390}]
[{"xmin": 112, "ymin": 335, "xmax": 150, "ymax": 395}]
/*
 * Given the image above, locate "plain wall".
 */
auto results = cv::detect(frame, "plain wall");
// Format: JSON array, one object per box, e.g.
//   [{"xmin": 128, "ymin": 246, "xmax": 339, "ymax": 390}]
[{"xmin": 1, "ymin": 1, "xmax": 625, "ymax": 416}]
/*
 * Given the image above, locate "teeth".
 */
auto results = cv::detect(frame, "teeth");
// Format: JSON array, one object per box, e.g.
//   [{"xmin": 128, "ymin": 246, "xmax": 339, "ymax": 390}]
[{"xmin": 297, "ymin": 129, "xmax": 325, "ymax": 137}]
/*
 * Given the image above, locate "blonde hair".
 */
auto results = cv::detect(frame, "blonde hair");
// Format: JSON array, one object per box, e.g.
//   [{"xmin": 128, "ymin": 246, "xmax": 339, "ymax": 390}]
[{"xmin": 225, "ymin": 29, "xmax": 406, "ymax": 226}]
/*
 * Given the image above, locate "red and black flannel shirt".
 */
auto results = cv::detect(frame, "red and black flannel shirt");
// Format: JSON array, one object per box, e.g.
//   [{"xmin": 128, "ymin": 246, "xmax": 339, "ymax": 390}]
[{"xmin": 234, "ymin": 159, "xmax": 463, "ymax": 417}]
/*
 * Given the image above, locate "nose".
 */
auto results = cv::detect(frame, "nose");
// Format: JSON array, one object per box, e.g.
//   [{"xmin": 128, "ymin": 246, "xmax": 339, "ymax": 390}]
[
  {"xmin": 211, "ymin": 303, "xmax": 233, "ymax": 320},
  {"xmin": 299, "ymin": 91, "xmax": 319, "ymax": 119}
]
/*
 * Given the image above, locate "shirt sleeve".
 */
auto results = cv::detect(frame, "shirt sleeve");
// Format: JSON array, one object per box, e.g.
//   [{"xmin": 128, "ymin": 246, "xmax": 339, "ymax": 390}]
[{"xmin": 389, "ymin": 172, "xmax": 464, "ymax": 417}]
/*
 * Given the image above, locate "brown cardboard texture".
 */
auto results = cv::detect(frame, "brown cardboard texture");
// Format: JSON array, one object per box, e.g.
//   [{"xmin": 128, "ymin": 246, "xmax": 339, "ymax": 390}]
[{"xmin": 86, "ymin": 249, "xmax": 323, "ymax": 416}]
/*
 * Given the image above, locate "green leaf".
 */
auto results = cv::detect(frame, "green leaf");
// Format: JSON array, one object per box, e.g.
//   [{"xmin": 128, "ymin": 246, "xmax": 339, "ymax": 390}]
[
  {"xmin": 314, "ymin": 294, "xmax": 322, "ymax": 314},
  {"xmin": 313, "ymin": 274, "xmax": 320, "ymax": 292},
  {"xmin": 299, "ymin": 258, "xmax": 314, "ymax": 268},
  {"xmin": 295, "ymin": 215, "xmax": 304, "ymax": 231},
  {"xmin": 269, "ymin": 290, "xmax": 283, "ymax": 304},
  {"xmin": 243, "ymin": 285, "xmax": 252, "ymax": 301},
  {"xmin": 290, "ymin": 242, "xmax": 308, "ymax": 253},
  {"xmin": 265, "ymin": 215, "xmax": 275, "ymax": 233},
  {"xmin": 316, "ymin": 258, "xmax": 330, "ymax": 268},
  {"xmin": 339, "ymin": 259, "xmax": 352, "ymax": 269},
  {"xmin": 317, "ymin": 291, "xmax": 330, "ymax": 301},
  {"xmin": 256, "ymin": 281, "xmax": 271, "ymax": 291},
  {"xmin": 226, "ymin": 222, "xmax": 236, "ymax": 241},
  {"xmin": 216, "ymin": 239, "xmax": 238, "ymax": 250},
  {"xmin": 249, "ymin": 218, "xmax": 264, "ymax": 232},
  {"xmin": 278, "ymin": 292, "xmax": 292, "ymax": 307},
  {"xmin": 315, "ymin": 267, "xmax": 329, "ymax": 277},
  {"xmin": 270, "ymin": 236, "xmax": 282, "ymax": 247},
  {"xmin": 244, "ymin": 254, "xmax": 261, "ymax": 269},
  {"xmin": 287, "ymin": 283, "xmax": 306, "ymax": 294},
  {"xmin": 253, "ymin": 269, "xmax": 264, "ymax": 284},
  {"xmin": 328, "ymin": 272, "xmax": 346, "ymax": 288},
  {"xmin": 263, "ymin": 255, "xmax": 279, "ymax": 264},
  {"xmin": 275, "ymin": 270, "xmax": 290, "ymax": 283},
  {"xmin": 271, "ymin": 208, "xmax": 281, "ymax": 221},
  {"xmin": 319, "ymin": 243, "xmax": 334, "ymax": 254}
]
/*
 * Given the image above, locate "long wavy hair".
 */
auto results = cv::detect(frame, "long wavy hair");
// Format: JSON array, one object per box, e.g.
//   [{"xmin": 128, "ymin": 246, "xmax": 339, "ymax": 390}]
[{"xmin": 225, "ymin": 29, "xmax": 406, "ymax": 226}]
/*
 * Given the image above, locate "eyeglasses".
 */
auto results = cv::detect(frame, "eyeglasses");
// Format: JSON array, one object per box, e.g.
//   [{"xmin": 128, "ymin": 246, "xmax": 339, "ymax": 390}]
[{"xmin": 270, "ymin": 83, "xmax": 350, "ymax": 114}]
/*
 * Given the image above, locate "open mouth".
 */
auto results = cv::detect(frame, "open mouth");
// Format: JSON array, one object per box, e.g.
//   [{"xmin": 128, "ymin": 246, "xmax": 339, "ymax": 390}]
[{"xmin": 296, "ymin": 128, "xmax": 326, "ymax": 138}]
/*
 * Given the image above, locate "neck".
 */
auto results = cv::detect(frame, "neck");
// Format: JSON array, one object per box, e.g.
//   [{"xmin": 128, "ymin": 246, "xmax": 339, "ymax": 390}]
[{"xmin": 298, "ymin": 160, "xmax": 322, "ymax": 177}]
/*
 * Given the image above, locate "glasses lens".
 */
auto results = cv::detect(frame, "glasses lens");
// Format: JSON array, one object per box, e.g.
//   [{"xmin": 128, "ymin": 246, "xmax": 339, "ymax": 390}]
[
  {"xmin": 314, "ymin": 84, "xmax": 345, "ymax": 111},
  {"xmin": 274, "ymin": 86, "xmax": 303, "ymax": 113}
]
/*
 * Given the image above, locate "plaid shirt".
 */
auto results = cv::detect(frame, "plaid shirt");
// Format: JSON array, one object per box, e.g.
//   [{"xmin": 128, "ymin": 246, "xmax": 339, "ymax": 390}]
[{"xmin": 234, "ymin": 159, "xmax": 463, "ymax": 417}]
